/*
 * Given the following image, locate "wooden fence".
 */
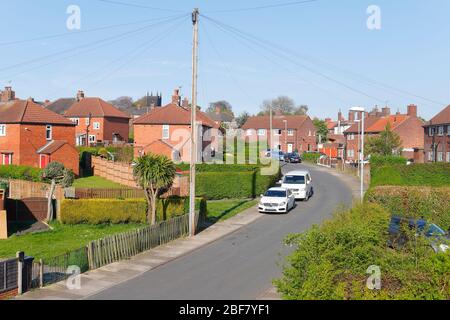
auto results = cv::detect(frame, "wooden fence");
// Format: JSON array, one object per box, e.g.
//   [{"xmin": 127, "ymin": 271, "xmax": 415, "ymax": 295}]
[
  {"xmin": 74, "ymin": 188, "xmax": 144, "ymax": 199},
  {"xmin": 8, "ymin": 180, "xmax": 64, "ymax": 200},
  {"xmin": 0, "ymin": 258, "xmax": 18, "ymax": 294}
]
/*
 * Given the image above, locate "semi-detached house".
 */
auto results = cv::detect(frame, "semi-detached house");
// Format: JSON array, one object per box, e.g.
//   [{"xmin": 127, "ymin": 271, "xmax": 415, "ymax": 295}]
[
  {"xmin": 0, "ymin": 99, "xmax": 79, "ymax": 175},
  {"xmin": 423, "ymin": 105, "xmax": 450, "ymax": 163}
]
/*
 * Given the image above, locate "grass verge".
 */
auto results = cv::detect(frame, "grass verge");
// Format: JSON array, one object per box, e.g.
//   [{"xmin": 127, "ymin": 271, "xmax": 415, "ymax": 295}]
[{"xmin": 207, "ymin": 199, "xmax": 258, "ymax": 223}]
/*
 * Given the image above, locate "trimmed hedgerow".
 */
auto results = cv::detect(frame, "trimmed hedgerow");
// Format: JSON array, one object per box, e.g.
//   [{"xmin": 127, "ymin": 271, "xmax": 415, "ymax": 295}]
[
  {"xmin": 275, "ymin": 203, "xmax": 450, "ymax": 300},
  {"xmin": 176, "ymin": 163, "xmax": 263, "ymax": 172},
  {"xmin": 60, "ymin": 197, "xmax": 207, "ymax": 225},
  {"xmin": 371, "ymin": 163, "xmax": 450, "ymax": 187},
  {"xmin": 0, "ymin": 165, "xmax": 42, "ymax": 182},
  {"xmin": 365, "ymin": 186, "xmax": 450, "ymax": 230},
  {"xmin": 301, "ymin": 153, "xmax": 321, "ymax": 163},
  {"xmin": 370, "ymin": 155, "xmax": 407, "ymax": 168}
]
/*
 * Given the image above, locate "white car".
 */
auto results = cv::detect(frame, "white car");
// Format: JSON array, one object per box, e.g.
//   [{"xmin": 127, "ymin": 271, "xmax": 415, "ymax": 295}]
[
  {"xmin": 258, "ymin": 188, "xmax": 296, "ymax": 214},
  {"xmin": 279, "ymin": 170, "xmax": 314, "ymax": 201}
]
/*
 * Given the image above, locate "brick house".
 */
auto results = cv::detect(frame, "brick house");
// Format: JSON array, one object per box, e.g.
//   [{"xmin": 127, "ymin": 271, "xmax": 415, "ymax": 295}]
[
  {"xmin": 423, "ymin": 105, "xmax": 450, "ymax": 163},
  {"xmin": 133, "ymin": 89, "xmax": 218, "ymax": 162},
  {"xmin": 241, "ymin": 114, "xmax": 317, "ymax": 153},
  {"xmin": 64, "ymin": 91, "xmax": 130, "ymax": 146},
  {"xmin": 0, "ymin": 99, "xmax": 79, "ymax": 174},
  {"xmin": 344, "ymin": 105, "xmax": 425, "ymax": 163}
]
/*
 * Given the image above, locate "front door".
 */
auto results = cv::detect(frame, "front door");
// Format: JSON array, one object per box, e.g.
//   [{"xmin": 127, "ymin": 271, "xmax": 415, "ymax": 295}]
[
  {"xmin": 39, "ymin": 154, "xmax": 50, "ymax": 169},
  {"xmin": 287, "ymin": 144, "xmax": 293, "ymax": 153},
  {"xmin": 2, "ymin": 153, "xmax": 12, "ymax": 165}
]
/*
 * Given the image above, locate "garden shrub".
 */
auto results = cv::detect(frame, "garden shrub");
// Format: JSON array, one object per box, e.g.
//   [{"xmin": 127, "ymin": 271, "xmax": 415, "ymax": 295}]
[
  {"xmin": 371, "ymin": 163, "xmax": 450, "ymax": 187},
  {"xmin": 0, "ymin": 165, "xmax": 42, "ymax": 182},
  {"xmin": 365, "ymin": 186, "xmax": 450, "ymax": 229},
  {"xmin": 60, "ymin": 197, "xmax": 207, "ymax": 225},
  {"xmin": 275, "ymin": 203, "xmax": 450, "ymax": 300},
  {"xmin": 302, "ymin": 153, "xmax": 321, "ymax": 163},
  {"xmin": 370, "ymin": 155, "xmax": 407, "ymax": 168}
]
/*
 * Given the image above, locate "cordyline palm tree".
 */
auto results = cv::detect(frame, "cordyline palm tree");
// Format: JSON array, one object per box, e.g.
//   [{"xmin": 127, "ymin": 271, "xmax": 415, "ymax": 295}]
[{"xmin": 133, "ymin": 154, "xmax": 176, "ymax": 225}]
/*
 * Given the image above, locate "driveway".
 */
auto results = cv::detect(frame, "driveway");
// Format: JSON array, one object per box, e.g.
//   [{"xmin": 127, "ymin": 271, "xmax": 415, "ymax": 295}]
[{"xmin": 89, "ymin": 163, "xmax": 353, "ymax": 300}]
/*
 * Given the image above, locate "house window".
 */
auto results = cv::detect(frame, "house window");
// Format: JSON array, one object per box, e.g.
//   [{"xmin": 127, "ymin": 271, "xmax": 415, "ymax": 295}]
[
  {"xmin": 437, "ymin": 152, "xmax": 444, "ymax": 162},
  {"xmin": 274, "ymin": 129, "xmax": 282, "ymax": 136},
  {"xmin": 89, "ymin": 135, "xmax": 96, "ymax": 143},
  {"xmin": 246, "ymin": 129, "xmax": 253, "ymax": 136},
  {"xmin": 46, "ymin": 125, "xmax": 52, "ymax": 140},
  {"xmin": 287, "ymin": 129, "xmax": 294, "ymax": 136},
  {"xmin": 85, "ymin": 118, "xmax": 90, "ymax": 126},
  {"xmin": 2, "ymin": 153, "xmax": 12, "ymax": 165},
  {"xmin": 428, "ymin": 127, "xmax": 434, "ymax": 136},
  {"xmin": 347, "ymin": 149, "xmax": 355, "ymax": 158},
  {"xmin": 447, "ymin": 125, "xmax": 450, "ymax": 136},
  {"xmin": 308, "ymin": 130, "xmax": 311, "ymax": 137},
  {"xmin": 162, "ymin": 125, "xmax": 170, "ymax": 139},
  {"xmin": 93, "ymin": 122, "xmax": 100, "ymax": 130},
  {"xmin": 70, "ymin": 118, "xmax": 79, "ymax": 125},
  {"xmin": 257, "ymin": 129, "xmax": 266, "ymax": 136},
  {"xmin": 0, "ymin": 124, "xmax": 6, "ymax": 136},
  {"xmin": 428, "ymin": 151, "xmax": 434, "ymax": 162},
  {"xmin": 347, "ymin": 133, "xmax": 355, "ymax": 141},
  {"xmin": 437, "ymin": 126, "xmax": 444, "ymax": 136}
]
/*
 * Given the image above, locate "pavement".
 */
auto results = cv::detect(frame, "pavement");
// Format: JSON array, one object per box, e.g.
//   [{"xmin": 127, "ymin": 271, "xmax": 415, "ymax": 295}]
[{"xmin": 17, "ymin": 162, "xmax": 361, "ymax": 300}]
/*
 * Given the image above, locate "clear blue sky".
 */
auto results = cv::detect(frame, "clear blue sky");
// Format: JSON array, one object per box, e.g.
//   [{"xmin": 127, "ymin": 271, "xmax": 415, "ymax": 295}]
[{"xmin": 1, "ymin": 0, "xmax": 449, "ymax": 120}]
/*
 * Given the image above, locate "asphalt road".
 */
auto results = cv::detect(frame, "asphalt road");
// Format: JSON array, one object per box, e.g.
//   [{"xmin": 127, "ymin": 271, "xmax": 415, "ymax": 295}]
[{"xmin": 90, "ymin": 163, "xmax": 352, "ymax": 300}]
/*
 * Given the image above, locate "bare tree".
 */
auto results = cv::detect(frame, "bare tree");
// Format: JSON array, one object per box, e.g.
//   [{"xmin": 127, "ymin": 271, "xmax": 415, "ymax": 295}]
[{"xmin": 260, "ymin": 96, "xmax": 308, "ymax": 115}]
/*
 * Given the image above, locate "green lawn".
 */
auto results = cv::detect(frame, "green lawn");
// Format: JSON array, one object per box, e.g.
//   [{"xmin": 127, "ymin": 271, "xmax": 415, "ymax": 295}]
[
  {"xmin": 0, "ymin": 223, "xmax": 144, "ymax": 261},
  {"xmin": 72, "ymin": 176, "xmax": 125, "ymax": 189},
  {"xmin": 207, "ymin": 199, "xmax": 258, "ymax": 223}
]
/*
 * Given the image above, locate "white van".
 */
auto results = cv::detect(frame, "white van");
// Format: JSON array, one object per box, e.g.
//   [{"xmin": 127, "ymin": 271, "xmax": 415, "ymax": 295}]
[{"xmin": 279, "ymin": 170, "xmax": 314, "ymax": 201}]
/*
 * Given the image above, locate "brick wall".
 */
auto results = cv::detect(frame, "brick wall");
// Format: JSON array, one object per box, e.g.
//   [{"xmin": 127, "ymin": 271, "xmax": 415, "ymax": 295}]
[
  {"xmin": 74, "ymin": 117, "xmax": 129, "ymax": 144},
  {"xmin": 0, "ymin": 288, "xmax": 18, "ymax": 300}
]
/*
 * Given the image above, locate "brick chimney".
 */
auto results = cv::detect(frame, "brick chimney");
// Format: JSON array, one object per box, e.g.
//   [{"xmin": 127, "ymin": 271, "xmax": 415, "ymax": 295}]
[
  {"xmin": 182, "ymin": 97, "xmax": 189, "ymax": 109},
  {"xmin": 76, "ymin": 90, "xmax": 85, "ymax": 101},
  {"xmin": 382, "ymin": 106, "xmax": 391, "ymax": 117},
  {"xmin": 1, "ymin": 86, "xmax": 15, "ymax": 102},
  {"xmin": 407, "ymin": 104, "xmax": 417, "ymax": 117},
  {"xmin": 171, "ymin": 89, "xmax": 181, "ymax": 106},
  {"xmin": 348, "ymin": 110, "xmax": 355, "ymax": 122},
  {"xmin": 338, "ymin": 110, "xmax": 344, "ymax": 122}
]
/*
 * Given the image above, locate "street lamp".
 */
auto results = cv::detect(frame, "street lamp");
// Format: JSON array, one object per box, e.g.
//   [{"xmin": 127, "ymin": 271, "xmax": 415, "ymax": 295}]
[
  {"xmin": 350, "ymin": 107, "xmax": 365, "ymax": 202},
  {"xmin": 283, "ymin": 120, "xmax": 287, "ymax": 152}
]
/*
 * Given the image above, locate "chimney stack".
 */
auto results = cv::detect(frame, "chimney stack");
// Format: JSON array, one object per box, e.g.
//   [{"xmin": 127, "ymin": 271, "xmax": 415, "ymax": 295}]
[
  {"xmin": 407, "ymin": 104, "xmax": 417, "ymax": 117},
  {"xmin": 338, "ymin": 110, "xmax": 344, "ymax": 122},
  {"xmin": 1, "ymin": 86, "xmax": 15, "ymax": 102},
  {"xmin": 182, "ymin": 97, "xmax": 189, "ymax": 109},
  {"xmin": 76, "ymin": 90, "xmax": 85, "ymax": 101},
  {"xmin": 171, "ymin": 88, "xmax": 181, "ymax": 106},
  {"xmin": 348, "ymin": 110, "xmax": 355, "ymax": 122}
]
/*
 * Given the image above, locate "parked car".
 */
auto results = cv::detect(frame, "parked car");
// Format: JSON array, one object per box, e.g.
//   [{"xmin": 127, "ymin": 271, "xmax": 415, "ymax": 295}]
[
  {"xmin": 258, "ymin": 187, "xmax": 296, "ymax": 214},
  {"xmin": 265, "ymin": 150, "xmax": 285, "ymax": 161},
  {"xmin": 279, "ymin": 170, "xmax": 313, "ymax": 201},
  {"xmin": 388, "ymin": 216, "xmax": 450, "ymax": 253},
  {"xmin": 285, "ymin": 153, "xmax": 302, "ymax": 163}
]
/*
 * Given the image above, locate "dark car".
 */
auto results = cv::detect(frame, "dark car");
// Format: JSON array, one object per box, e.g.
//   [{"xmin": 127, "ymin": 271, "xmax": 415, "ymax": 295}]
[
  {"xmin": 388, "ymin": 216, "xmax": 449, "ymax": 253},
  {"xmin": 285, "ymin": 153, "xmax": 302, "ymax": 163}
]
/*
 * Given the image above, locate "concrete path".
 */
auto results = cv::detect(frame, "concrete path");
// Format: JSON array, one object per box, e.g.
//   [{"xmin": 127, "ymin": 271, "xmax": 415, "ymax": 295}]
[{"xmin": 17, "ymin": 162, "xmax": 361, "ymax": 300}]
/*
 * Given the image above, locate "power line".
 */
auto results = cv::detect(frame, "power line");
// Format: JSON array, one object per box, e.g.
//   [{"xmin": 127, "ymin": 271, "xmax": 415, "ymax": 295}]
[
  {"xmin": 206, "ymin": 0, "xmax": 319, "ymax": 13},
  {"xmin": 0, "ymin": 14, "xmax": 188, "ymax": 74},
  {"xmin": 202, "ymin": 15, "xmax": 386, "ymax": 103},
  {"xmin": 0, "ymin": 14, "xmax": 185, "ymax": 47},
  {"xmin": 95, "ymin": 0, "xmax": 185, "ymax": 12}
]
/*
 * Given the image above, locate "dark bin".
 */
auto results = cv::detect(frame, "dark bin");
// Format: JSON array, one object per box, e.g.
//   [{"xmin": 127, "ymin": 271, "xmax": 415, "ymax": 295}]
[{"xmin": 22, "ymin": 256, "xmax": 35, "ymax": 292}]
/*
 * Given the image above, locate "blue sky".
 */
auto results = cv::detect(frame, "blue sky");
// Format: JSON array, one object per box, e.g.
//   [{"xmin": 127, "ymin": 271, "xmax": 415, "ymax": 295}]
[{"xmin": 1, "ymin": 0, "xmax": 449, "ymax": 120}]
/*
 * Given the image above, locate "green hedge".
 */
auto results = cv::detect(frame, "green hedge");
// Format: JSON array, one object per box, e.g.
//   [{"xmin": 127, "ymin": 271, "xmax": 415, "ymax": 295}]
[
  {"xmin": 371, "ymin": 163, "xmax": 450, "ymax": 187},
  {"xmin": 301, "ymin": 153, "xmax": 321, "ymax": 163},
  {"xmin": 365, "ymin": 186, "xmax": 450, "ymax": 230},
  {"xmin": 370, "ymin": 155, "xmax": 407, "ymax": 168},
  {"xmin": 275, "ymin": 203, "xmax": 450, "ymax": 300},
  {"xmin": 176, "ymin": 163, "xmax": 263, "ymax": 172},
  {"xmin": 0, "ymin": 165, "xmax": 42, "ymax": 182},
  {"xmin": 60, "ymin": 197, "xmax": 207, "ymax": 225},
  {"xmin": 195, "ymin": 169, "xmax": 280, "ymax": 200}
]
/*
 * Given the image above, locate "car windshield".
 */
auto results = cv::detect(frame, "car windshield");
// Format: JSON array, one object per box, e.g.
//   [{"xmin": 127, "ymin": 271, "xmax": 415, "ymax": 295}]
[
  {"xmin": 283, "ymin": 175, "xmax": 305, "ymax": 184},
  {"xmin": 264, "ymin": 190, "xmax": 286, "ymax": 197},
  {"xmin": 426, "ymin": 224, "xmax": 446, "ymax": 237}
]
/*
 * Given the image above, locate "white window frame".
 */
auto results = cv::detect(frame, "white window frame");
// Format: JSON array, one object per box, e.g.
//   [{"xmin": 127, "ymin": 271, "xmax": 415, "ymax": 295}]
[
  {"xmin": 246, "ymin": 129, "xmax": 253, "ymax": 136},
  {"xmin": 46, "ymin": 125, "xmax": 52, "ymax": 141},
  {"xmin": 428, "ymin": 127, "xmax": 434, "ymax": 136},
  {"xmin": 437, "ymin": 152, "xmax": 444, "ymax": 162},
  {"xmin": 0, "ymin": 124, "xmax": 6, "ymax": 136},
  {"xmin": 162, "ymin": 124, "xmax": 170, "ymax": 140},
  {"xmin": 257, "ymin": 129, "xmax": 266, "ymax": 136},
  {"xmin": 438, "ymin": 126, "xmax": 444, "ymax": 136},
  {"xmin": 447, "ymin": 152, "xmax": 450, "ymax": 163},
  {"xmin": 428, "ymin": 151, "xmax": 434, "ymax": 162},
  {"xmin": 274, "ymin": 129, "xmax": 282, "ymax": 136},
  {"xmin": 287, "ymin": 129, "xmax": 294, "ymax": 136},
  {"xmin": 88, "ymin": 135, "xmax": 96, "ymax": 143},
  {"xmin": 93, "ymin": 122, "xmax": 100, "ymax": 130},
  {"xmin": 2, "ymin": 153, "xmax": 12, "ymax": 165},
  {"xmin": 347, "ymin": 149, "xmax": 354, "ymax": 158},
  {"xmin": 70, "ymin": 118, "xmax": 79, "ymax": 125}
]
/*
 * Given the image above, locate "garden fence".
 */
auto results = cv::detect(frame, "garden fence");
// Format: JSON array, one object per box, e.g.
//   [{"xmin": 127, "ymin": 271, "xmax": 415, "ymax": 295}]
[{"xmin": 0, "ymin": 258, "xmax": 18, "ymax": 294}]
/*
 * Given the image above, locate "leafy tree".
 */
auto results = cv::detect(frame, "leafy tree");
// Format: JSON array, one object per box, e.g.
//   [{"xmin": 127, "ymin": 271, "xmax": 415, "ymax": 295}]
[
  {"xmin": 133, "ymin": 154, "xmax": 176, "ymax": 225},
  {"xmin": 235, "ymin": 111, "xmax": 251, "ymax": 128},
  {"xmin": 260, "ymin": 96, "xmax": 308, "ymax": 115},
  {"xmin": 206, "ymin": 100, "xmax": 234, "ymax": 117},
  {"xmin": 366, "ymin": 123, "xmax": 403, "ymax": 156},
  {"xmin": 40, "ymin": 162, "xmax": 75, "ymax": 221},
  {"xmin": 313, "ymin": 118, "xmax": 328, "ymax": 143}
]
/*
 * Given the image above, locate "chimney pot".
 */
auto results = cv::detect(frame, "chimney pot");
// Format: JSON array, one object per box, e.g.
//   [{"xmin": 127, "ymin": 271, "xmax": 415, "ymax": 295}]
[
  {"xmin": 171, "ymin": 88, "xmax": 181, "ymax": 106},
  {"xmin": 407, "ymin": 104, "xmax": 417, "ymax": 117},
  {"xmin": 77, "ymin": 90, "xmax": 85, "ymax": 101}
]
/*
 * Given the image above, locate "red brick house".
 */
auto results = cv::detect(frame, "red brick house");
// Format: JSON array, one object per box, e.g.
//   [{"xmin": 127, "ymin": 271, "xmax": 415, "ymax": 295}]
[
  {"xmin": 423, "ymin": 105, "xmax": 450, "ymax": 163},
  {"xmin": 64, "ymin": 91, "xmax": 130, "ymax": 146},
  {"xmin": 241, "ymin": 115, "xmax": 317, "ymax": 153},
  {"xmin": 0, "ymin": 99, "xmax": 79, "ymax": 174},
  {"xmin": 344, "ymin": 105, "xmax": 424, "ymax": 163},
  {"xmin": 133, "ymin": 89, "xmax": 218, "ymax": 162}
]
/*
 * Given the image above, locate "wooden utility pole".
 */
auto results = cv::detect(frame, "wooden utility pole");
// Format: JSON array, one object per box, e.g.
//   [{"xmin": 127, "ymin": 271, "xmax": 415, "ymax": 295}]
[{"xmin": 189, "ymin": 8, "xmax": 199, "ymax": 236}]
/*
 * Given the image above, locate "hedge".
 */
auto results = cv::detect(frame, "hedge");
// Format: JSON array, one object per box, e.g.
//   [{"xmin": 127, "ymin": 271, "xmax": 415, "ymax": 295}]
[
  {"xmin": 60, "ymin": 197, "xmax": 207, "ymax": 225},
  {"xmin": 176, "ymin": 163, "xmax": 263, "ymax": 172},
  {"xmin": 195, "ymin": 169, "xmax": 280, "ymax": 200},
  {"xmin": 365, "ymin": 186, "xmax": 450, "ymax": 230},
  {"xmin": 371, "ymin": 163, "xmax": 450, "ymax": 187},
  {"xmin": 370, "ymin": 155, "xmax": 407, "ymax": 168},
  {"xmin": 0, "ymin": 165, "xmax": 42, "ymax": 182},
  {"xmin": 275, "ymin": 203, "xmax": 450, "ymax": 300},
  {"xmin": 301, "ymin": 153, "xmax": 321, "ymax": 163}
]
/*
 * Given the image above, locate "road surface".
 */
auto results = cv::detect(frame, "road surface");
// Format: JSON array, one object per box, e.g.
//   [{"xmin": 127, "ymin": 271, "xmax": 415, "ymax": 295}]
[{"xmin": 90, "ymin": 163, "xmax": 352, "ymax": 300}]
